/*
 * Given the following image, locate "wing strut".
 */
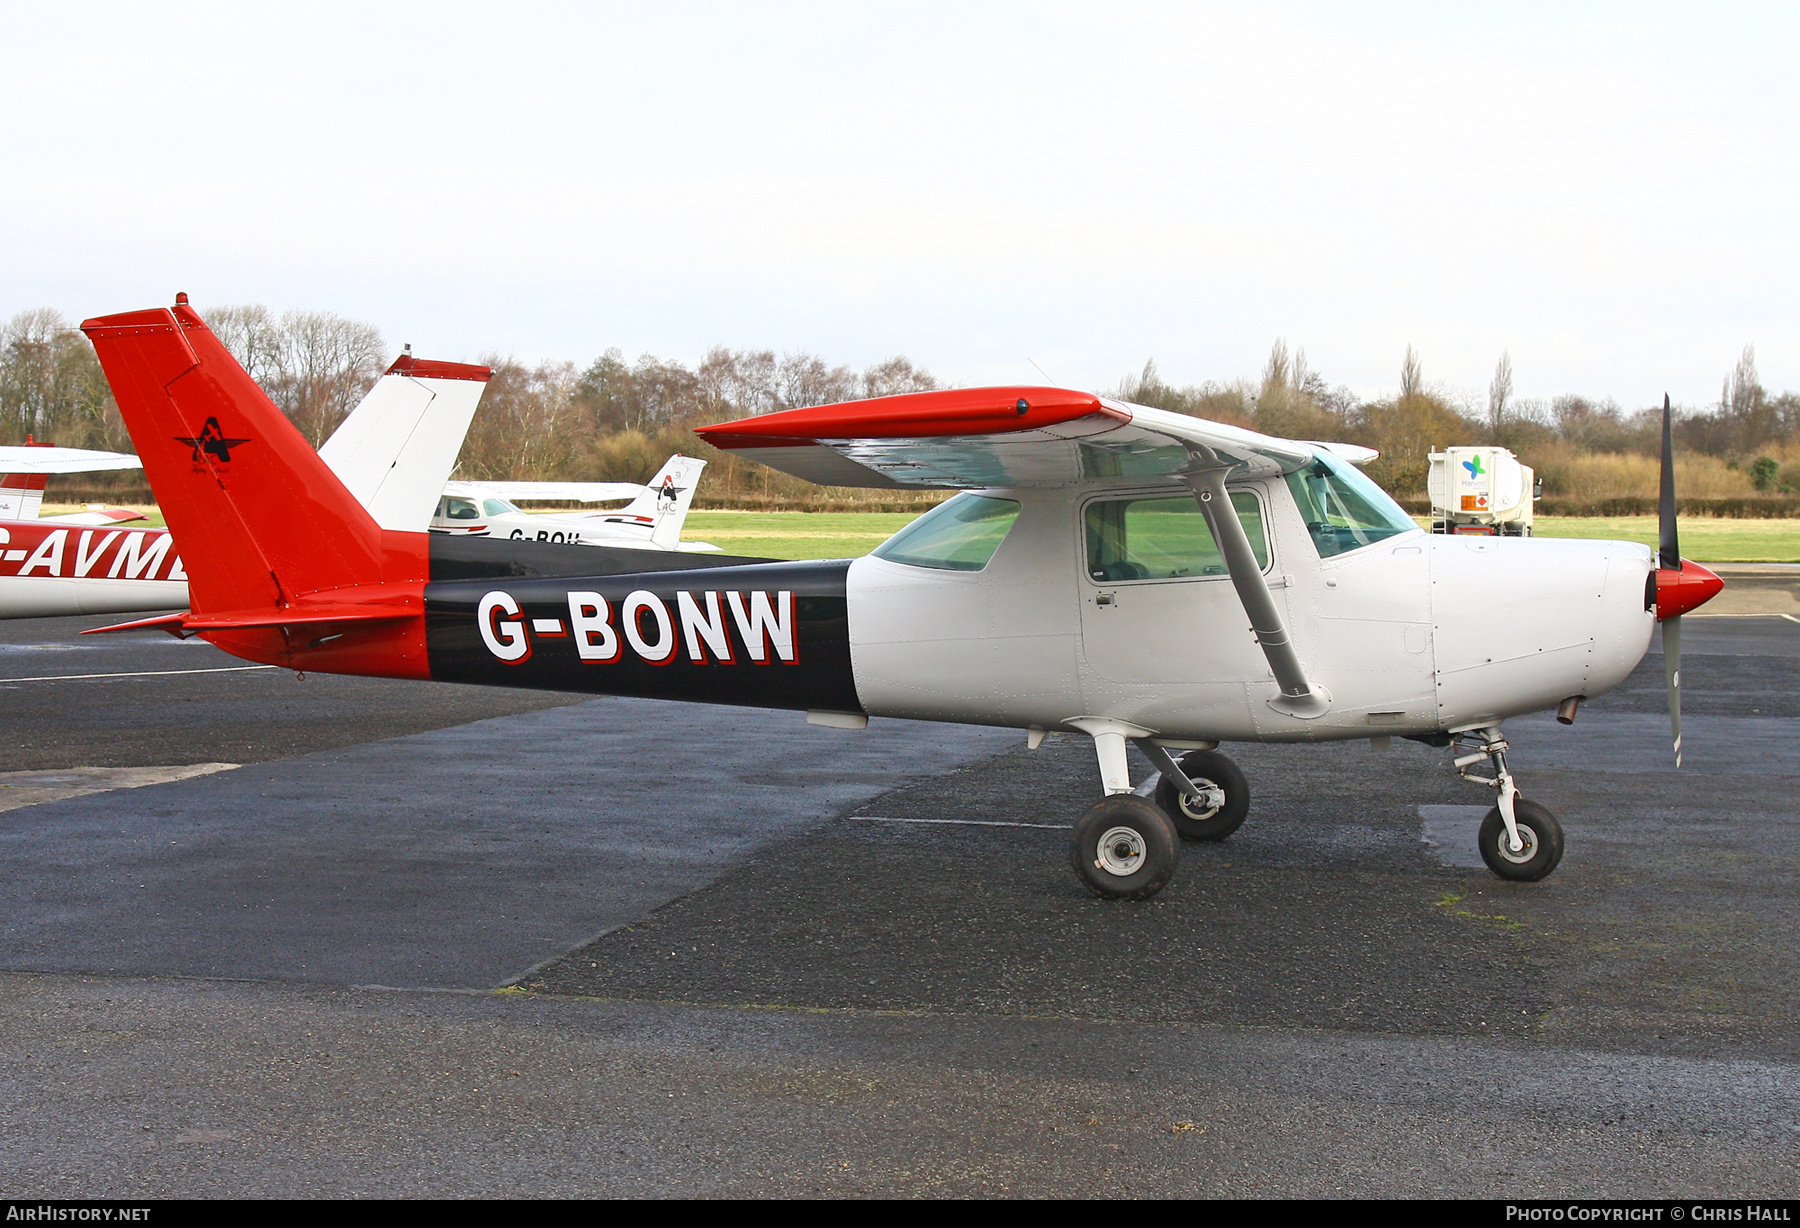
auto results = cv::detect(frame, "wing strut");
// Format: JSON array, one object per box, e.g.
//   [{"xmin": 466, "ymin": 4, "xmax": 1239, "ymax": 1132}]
[{"xmin": 1181, "ymin": 445, "xmax": 1330, "ymax": 718}]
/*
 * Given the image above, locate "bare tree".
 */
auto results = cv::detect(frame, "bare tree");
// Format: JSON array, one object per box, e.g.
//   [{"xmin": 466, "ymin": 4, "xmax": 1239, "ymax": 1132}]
[
  {"xmin": 1399, "ymin": 344, "xmax": 1423, "ymax": 401},
  {"xmin": 776, "ymin": 352, "xmax": 858, "ymax": 409},
  {"xmin": 862, "ymin": 356, "xmax": 938, "ymax": 399},
  {"xmin": 1725, "ymin": 344, "xmax": 1759, "ymax": 416},
  {"xmin": 0, "ymin": 309, "xmax": 118, "ymax": 448},
  {"xmin": 1261, "ymin": 338, "xmax": 1291, "ymax": 392},
  {"xmin": 277, "ymin": 310, "xmax": 388, "ymax": 446},
  {"xmin": 459, "ymin": 358, "xmax": 579, "ymax": 481},
  {"xmin": 1488, "ymin": 351, "xmax": 1513, "ymax": 431},
  {"xmin": 200, "ymin": 304, "xmax": 387, "ymax": 446},
  {"xmin": 207, "ymin": 304, "xmax": 287, "ymax": 389}
]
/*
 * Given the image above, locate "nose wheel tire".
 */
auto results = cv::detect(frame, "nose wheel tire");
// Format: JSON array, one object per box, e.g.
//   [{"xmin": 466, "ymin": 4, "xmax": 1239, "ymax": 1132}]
[
  {"xmin": 1071, "ymin": 796, "xmax": 1180, "ymax": 900},
  {"xmin": 1152, "ymin": 749, "xmax": 1250, "ymax": 842},
  {"xmin": 1478, "ymin": 799, "xmax": 1565, "ymax": 881}
]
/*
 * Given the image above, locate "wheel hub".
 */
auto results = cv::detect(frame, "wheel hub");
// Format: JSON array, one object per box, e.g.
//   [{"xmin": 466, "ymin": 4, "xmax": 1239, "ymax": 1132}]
[
  {"xmin": 1496, "ymin": 823, "xmax": 1539, "ymax": 864},
  {"xmin": 1095, "ymin": 825, "xmax": 1147, "ymax": 876},
  {"xmin": 1179, "ymin": 780, "xmax": 1226, "ymax": 820}
]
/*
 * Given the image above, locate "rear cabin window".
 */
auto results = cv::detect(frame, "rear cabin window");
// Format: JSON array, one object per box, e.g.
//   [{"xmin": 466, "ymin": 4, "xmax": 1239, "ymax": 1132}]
[
  {"xmin": 1084, "ymin": 492, "xmax": 1268, "ymax": 582},
  {"xmin": 1284, "ymin": 451, "xmax": 1416, "ymax": 558},
  {"xmin": 482, "ymin": 498, "xmax": 517, "ymax": 517},
  {"xmin": 871, "ymin": 494, "xmax": 1021, "ymax": 572}
]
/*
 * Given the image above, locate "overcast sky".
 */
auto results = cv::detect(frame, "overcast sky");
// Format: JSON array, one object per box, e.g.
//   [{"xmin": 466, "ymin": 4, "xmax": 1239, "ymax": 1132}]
[{"xmin": 4, "ymin": 2, "xmax": 1795, "ymax": 410}]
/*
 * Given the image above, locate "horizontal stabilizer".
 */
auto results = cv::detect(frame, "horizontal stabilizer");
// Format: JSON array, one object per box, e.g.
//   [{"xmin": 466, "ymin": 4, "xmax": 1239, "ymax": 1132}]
[
  {"xmin": 83, "ymin": 612, "xmax": 191, "ymax": 637},
  {"xmin": 84, "ymin": 603, "xmax": 418, "ymax": 637},
  {"xmin": 180, "ymin": 603, "xmax": 418, "ymax": 630}
]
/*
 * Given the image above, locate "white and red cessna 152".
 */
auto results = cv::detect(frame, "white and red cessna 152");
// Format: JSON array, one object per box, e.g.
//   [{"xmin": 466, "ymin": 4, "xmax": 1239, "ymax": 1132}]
[{"xmin": 81, "ymin": 298, "xmax": 1723, "ymax": 900}]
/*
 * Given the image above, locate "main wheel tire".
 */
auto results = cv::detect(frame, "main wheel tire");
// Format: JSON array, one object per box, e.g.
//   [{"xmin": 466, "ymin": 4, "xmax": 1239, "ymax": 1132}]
[
  {"xmin": 1478, "ymin": 799, "xmax": 1565, "ymax": 881},
  {"xmin": 1153, "ymin": 749, "xmax": 1250, "ymax": 842},
  {"xmin": 1070, "ymin": 795, "xmax": 1180, "ymax": 900}
]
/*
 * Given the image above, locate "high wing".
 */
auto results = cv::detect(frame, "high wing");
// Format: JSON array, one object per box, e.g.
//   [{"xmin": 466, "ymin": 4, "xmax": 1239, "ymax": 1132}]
[
  {"xmin": 692, "ymin": 386, "xmax": 1316, "ymax": 489},
  {"xmin": 696, "ymin": 384, "xmax": 1345, "ymax": 719},
  {"xmin": 478, "ymin": 481, "xmax": 647, "ymax": 503},
  {"xmin": 0, "ymin": 445, "xmax": 143, "ymax": 475},
  {"xmin": 0, "ymin": 445, "xmax": 144, "ymax": 522}
]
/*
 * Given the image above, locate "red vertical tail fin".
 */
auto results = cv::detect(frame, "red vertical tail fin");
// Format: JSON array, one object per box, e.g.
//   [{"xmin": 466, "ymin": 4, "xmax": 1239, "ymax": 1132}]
[{"xmin": 81, "ymin": 297, "xmax": 428, "ymax": 677}]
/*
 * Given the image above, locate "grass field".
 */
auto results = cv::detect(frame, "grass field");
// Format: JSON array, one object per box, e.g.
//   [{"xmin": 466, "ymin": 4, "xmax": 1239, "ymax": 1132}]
[
  {"xmin": 1431, "ymin": 516, "xmax": 1800, "ymax": 563},
  {"xmin": 684, "ymin": 511, "xmax": 921, "ymax": 560},
  {"xmin": 699, "ymin": 510, "xmax": 1800, "ymax": 563},
  {"xmin": 43, "ymin": 505, "xmax": 1800, "ymax": 563}
]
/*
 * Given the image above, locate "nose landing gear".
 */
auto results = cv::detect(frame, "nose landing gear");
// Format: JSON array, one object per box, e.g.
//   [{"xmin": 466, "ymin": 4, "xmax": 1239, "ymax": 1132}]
[{"xmin": 1452, "ymin": 726, "xmax": 1565, "ymax": 881}]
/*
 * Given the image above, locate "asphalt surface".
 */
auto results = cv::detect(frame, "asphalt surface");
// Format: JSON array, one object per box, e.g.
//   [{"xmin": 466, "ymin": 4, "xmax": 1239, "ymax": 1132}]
[{"xmin": 1, "ymin": 611, "xmax": 1797, "ymax": 1197}]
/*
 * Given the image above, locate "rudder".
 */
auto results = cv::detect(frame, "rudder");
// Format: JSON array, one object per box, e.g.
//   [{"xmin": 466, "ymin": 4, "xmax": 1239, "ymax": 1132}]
[{"xmin": 81, "ymin": 297, "xmax": 424, "ymax": 616}]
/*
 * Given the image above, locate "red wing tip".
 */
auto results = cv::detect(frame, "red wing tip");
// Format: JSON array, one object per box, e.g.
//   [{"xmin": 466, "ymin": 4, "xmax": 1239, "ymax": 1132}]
[
  {"xmin": 695, "ymin": 385, "xmax": 1109, "ymax": 443},
  {"xmin": 385, "ymin": 353, "xmax": 493, "ymax": 382}
]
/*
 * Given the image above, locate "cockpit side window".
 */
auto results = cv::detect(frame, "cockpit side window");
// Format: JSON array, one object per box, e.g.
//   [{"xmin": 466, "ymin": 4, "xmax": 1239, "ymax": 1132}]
[
  {"xmin": 443, "ymin": 497, "xmax": 481, "ymax": 521},
  {"xmin": 871, "ymin": 493, "xmax": 1021, "ymax": 572},
  {"xmin": 1283, "ymin": 450, "xmax": 1416, "ymax": 558},
  {"xmin": 1083, "ymin": 492, "xmax": 1268, "ymax": 582}
]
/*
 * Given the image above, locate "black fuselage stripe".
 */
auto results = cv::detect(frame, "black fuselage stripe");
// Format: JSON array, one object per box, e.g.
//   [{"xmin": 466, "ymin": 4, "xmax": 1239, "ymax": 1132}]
[{"xmin": 422, "ymin": 557, "xmax": 861, "ymax": 713}]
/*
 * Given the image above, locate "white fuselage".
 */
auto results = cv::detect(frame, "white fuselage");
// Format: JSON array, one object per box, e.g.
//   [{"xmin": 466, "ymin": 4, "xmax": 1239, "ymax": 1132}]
[
  {"xmin": 0, "ymin": 522, "xmax": 187, "ymax": 618},
  {"xmin": 845, "ymin": 482, "xmax": 1655, "ymax": 741}
]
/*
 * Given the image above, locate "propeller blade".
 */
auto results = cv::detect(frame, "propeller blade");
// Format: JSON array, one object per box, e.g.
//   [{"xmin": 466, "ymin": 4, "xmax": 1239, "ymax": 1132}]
[
  {"xmin": 1659, "ymin": 393, "xmax": 1680, "ymax": 570},
  {"xmin": 1664, "ymin": 614, "xmax": 1682, "ymax": 767}
]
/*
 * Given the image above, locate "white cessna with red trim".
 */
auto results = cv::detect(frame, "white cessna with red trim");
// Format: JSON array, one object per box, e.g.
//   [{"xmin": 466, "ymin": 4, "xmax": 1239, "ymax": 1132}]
[{"xmin": 82, "ymin": 298, "xmax": 1723, "ymax": 902}]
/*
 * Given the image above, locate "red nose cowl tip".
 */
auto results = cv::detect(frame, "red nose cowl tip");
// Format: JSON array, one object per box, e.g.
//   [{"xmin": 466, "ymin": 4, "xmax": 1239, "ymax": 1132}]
[{"xmin": 1656, "ymin": 560, "xmax": 1724, "ymax": 620}]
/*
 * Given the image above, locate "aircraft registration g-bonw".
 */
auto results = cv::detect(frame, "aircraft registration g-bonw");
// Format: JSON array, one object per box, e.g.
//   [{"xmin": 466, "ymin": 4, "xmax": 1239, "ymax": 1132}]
[{"xmin": 81, "ymin": 298, "xmax": 1723, "ymax": 901}]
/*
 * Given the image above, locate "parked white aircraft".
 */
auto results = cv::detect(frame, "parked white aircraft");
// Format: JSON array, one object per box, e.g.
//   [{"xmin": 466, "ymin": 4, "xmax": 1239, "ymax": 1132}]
[
  {"xmin": 84, "ymin": 297, "xmax": 1725, "ymax": 901},
  {"xmin": 429, "ymin": 455, "xmax": 719, "ymax": 551}
]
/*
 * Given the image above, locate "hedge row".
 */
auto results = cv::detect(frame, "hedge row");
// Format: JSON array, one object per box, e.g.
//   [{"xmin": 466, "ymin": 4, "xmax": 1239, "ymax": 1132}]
[
  {"xmin": 1393, "ymin": 495, "xmax": 1800, "ymax": 518},
  {"xmin": 40, "ymin": 484, "xmax": 1800, "ymax": 519}
]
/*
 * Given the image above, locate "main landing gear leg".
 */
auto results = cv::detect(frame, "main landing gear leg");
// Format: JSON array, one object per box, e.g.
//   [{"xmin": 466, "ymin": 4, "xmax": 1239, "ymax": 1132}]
[
  {"xmin": 1451, "ymin": 726, "xmax": 1565, "ymax": 882},
  {"xmin": 1064, "ymin": 719, "xmax": 1180, "ymax": 901}
]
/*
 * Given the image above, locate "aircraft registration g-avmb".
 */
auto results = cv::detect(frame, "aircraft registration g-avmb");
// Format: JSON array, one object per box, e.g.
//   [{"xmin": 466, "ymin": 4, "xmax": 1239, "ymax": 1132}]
[{"xmin": 81, "ymin": 297, "xmax": 1724, "ymax": 901}]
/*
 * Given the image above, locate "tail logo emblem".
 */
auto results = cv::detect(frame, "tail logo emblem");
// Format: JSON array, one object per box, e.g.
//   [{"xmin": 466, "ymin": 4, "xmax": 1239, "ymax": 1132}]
[
  {"xmin": 657, "ymin": 476, "xmax": 685, "ymax": 503},
  {"xmin": 175, "ymin": 417, "xmax": 251, "ymax": 465}
]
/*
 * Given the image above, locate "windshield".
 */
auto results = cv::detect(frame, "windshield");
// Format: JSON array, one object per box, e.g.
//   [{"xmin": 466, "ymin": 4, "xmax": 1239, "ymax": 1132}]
[
  {"xmin": 1284, "ymin": 450, "xmax": 1416, "ymax": 558},
  {"xmin": 871, "ymin": 494, "xmax": 1021, "ymax": 571}
]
